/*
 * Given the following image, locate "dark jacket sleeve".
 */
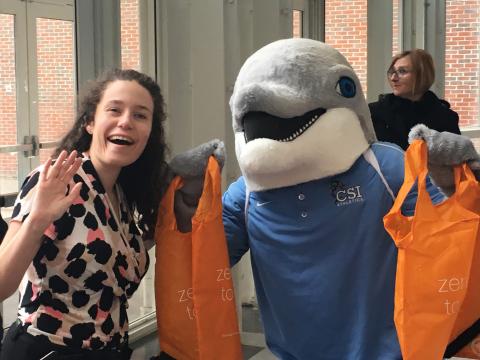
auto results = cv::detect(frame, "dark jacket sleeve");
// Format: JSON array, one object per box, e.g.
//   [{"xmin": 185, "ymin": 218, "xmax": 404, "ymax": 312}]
[
  {"xmin": 368, "ymin": 102, "xmax": 380, "ymax": 128},
  {"xmin": 438, "ymin": 100, "xmax": 461, "ymax": 135},
  {"xmin": 368, "ymin": 101, "xmax": 389, "ymax": 142},
  {"xmin": 369, "ymin": 93, "xmax": 462, "ymax": 148},
  {"xmin": 368, "ymin": 97, "xmax": 411, "ymax": 150}
]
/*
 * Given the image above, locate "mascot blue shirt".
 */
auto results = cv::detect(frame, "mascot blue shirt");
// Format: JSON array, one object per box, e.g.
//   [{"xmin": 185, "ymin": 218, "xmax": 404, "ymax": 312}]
[
  {"xmin": 224, "ymin": 142, "xmax": 442, "ymax": 360},
  {"xmin": 224, "ymin": 39, "xmax": 444, "ymax": 359}
]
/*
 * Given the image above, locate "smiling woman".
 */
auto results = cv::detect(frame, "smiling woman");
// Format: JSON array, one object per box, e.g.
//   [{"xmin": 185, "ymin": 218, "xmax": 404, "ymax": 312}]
[
  {"xmin": 85, "ymin": 80, "xmax": 154, "ymax": 196},
  {"xmin": 0, "ymin": 69, "xmax": 169, "ymax": 360}
]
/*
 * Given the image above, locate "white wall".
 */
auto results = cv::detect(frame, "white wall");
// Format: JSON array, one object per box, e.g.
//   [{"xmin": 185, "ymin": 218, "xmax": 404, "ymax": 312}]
[{"xmin": 155, "ymin": 0, "xmax": 300, "ymax": 311}]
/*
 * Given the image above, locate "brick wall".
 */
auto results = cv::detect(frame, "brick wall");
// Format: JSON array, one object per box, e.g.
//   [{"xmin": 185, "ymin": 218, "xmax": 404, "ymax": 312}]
[
  {"xmin": 121, "ymin": 0, "xmax": 141, "ymax": 70},
  {"xmin": 325, "ymin": 0, "xmax": 368, "ymax": 94},
  {"xmin": 324, "ymin": 0, "xmax": 401, "ymax": 96},
  {"xmin": 445, "ymin": 0, "xmax": 480, "ymax": 128},
  {"xmin": 36, "ymin": 18, "xmax": 75, "ymax": 163},
  {"xmin": 392, "ymin": 0, "xmax": 400, "ymax": 56},
  {"xmin": 324, "ymin": 0, "xmax": 479, "ymax": 128},
  {"xmin": 0, "ymin": 14, "xmax": 18, "ymax": 178},
  {"xmin": 293, "ymin": 10, "xmax": 302, "ymax": 38},
  {"xmin": 0, "ymin": 16, "xmax": 75, "ymax": 178}
]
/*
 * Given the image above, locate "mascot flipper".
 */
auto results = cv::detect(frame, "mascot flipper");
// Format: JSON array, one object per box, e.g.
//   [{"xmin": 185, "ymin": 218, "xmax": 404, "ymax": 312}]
[{"xmin": 409, "ymin": 124, "xmax": 480, "ymax": 196}]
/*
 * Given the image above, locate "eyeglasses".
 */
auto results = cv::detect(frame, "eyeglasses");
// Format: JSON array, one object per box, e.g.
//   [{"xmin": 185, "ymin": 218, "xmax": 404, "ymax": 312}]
[{"xmin": 387, "ymin": 68, "xmax": 411, "ymax": 78}]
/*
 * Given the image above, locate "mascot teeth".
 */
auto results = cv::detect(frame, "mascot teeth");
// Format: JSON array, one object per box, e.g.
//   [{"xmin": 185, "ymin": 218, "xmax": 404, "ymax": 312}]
[
  {"xmin": 277, "ymin": 114, "xmax": 319, "ymax": 142},
  {"xmin": 243, "ymin": 108, "xmax": 325, "ymax": 143}
]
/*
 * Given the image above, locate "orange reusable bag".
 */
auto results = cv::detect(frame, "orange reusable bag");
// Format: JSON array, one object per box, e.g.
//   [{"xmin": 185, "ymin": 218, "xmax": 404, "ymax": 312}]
[
  {"xmin": 384, "ymin": 140, "xmax": 480, "ymax": 360},
  {"xmin": 445, "ymin": 161, "xmax": 480, "ymax": 359},
  {"xmin": 154, "ymin": 157, "xmax": 243, "ymax": 360}
]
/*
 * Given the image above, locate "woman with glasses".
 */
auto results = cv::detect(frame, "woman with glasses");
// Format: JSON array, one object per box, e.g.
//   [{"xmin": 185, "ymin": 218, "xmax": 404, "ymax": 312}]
[{"xmin": 369, "ymin": 48, "xmax": 460, "ymax": 150}]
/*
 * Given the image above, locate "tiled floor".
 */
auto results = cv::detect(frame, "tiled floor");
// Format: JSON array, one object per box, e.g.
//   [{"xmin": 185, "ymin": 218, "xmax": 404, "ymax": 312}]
[
  {"xmin": 130, "ymin": 333, "xmax": 160, "ymax": 360},
  {"xmin": 131, "ymin": 305, "xmax": 273, "ymax": 360},
  {"xmin": 1, "ymin": 305, "xmax": 470, "ymax": 359},
  {"xmin": 130, "ymin": 305, "xmax": 472, "ymax": 360},
  {"xmin": 237, "ymin": 305, "xmax": 274, "ymax": 360}
]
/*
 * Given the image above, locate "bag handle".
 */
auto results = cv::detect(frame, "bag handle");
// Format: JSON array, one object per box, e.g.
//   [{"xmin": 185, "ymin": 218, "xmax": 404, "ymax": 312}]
[
  {"xmin": 384, "ymin": 140, "xmax": 478, "ymax": 248},
  {"xmin": 388, "ymin": 140, "xmax": 429, "ymax": 215},
  {"xmin": 193, "ymin": 156, "xmax": 222, "ymax": 223},
  {"xmin": 156, "ymin": 156, "xmax": 221, "ymax": 231},
  {"xmin": 389, "ymin": 140, "xmax": 472, "ymax": 217},
  {"xmin": 156, "ymin": 176, "xmax": 183, "ymax": 230}
]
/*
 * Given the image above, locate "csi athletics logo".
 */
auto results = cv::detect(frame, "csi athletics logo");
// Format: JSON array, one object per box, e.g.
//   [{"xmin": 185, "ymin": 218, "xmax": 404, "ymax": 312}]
[{"xmin": 330, "ymin": 180, "xmax": 364, "ymax": 206}]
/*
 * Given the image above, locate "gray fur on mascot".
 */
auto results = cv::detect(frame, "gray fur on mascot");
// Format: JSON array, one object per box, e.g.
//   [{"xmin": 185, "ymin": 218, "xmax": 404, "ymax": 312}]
[{"xmin": 170, "ymin": 38, "xmax": 480, "ymax": 360}]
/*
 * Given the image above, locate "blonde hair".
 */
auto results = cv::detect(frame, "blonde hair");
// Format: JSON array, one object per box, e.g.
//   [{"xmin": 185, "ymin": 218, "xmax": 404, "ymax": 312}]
[{"xmin": 388, "ymin": 48, "xmax": 435, "ymax": 97}]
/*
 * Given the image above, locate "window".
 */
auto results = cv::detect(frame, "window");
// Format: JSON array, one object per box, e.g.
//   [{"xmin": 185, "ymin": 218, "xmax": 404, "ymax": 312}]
[
  {"xmin": 0, "ymin": 0, "xmax": 75, "ymax": 187},
  {"xmin": 392, "ymin": 0, "xmax": 401, "ymax": 56},
  {"xmin": 293, "ymin": 10, "xmax": 304, "ymax": 38},
  {"xmin": 325, "ymin": 0, "xmax": 368, "ymax": 94},
  {"xmin": 120, "ymin": 0, "xmax": 157, "ymax": 336},
  {"xmin": 445, "ymin": 0, "xmax": 480, "ymax": 129},
  {"xmin": 36, "ymin": 17, "xmax": 75, "ymax": 163},
  {"xmin": 0, "ymin": 13, "xmax": 19, "ymax": 203},
  {"xmin": 120, "ymin": 0, "xmax": 141, "ymax": 71},
  {"xmin": 0, "ymin": 0, "xmax": 75, "ymax": 331}
]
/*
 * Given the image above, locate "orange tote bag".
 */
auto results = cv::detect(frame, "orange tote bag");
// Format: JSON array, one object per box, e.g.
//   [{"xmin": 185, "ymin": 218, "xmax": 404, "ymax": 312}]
[
  {"xmin": 154, "ymin": 157, "xmax": 243, "ymax": 360},
  {"xmin": 384, "ymin": 140, "xmax": 480, "ymax": 360},
  {"xmin": 445, "ymin": 157, "xmax": 480, "ymax": 359}
]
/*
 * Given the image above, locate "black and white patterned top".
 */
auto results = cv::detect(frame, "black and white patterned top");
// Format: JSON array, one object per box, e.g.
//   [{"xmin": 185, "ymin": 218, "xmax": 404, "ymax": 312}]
[{"xmin": 11, "ymin": 154, "xmax": 149, "ymax": 350}]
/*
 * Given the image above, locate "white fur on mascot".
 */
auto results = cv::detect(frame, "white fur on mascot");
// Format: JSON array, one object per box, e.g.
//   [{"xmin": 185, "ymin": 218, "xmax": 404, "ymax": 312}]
[{"xmin": 170, "ymin": 38, "xmax": 480, "ymax": 360}]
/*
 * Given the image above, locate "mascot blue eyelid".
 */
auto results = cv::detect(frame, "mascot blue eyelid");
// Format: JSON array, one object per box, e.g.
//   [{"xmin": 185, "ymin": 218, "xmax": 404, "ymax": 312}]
[{"xmin": 170, "ymin": 38, "xmax": 480, "ymax": 359}]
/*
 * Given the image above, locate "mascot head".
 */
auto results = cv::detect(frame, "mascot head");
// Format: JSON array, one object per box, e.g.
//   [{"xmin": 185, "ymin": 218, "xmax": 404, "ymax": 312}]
[{"xmin": 230, "ymin": 38, "xmax": 376, "ymax": 191}]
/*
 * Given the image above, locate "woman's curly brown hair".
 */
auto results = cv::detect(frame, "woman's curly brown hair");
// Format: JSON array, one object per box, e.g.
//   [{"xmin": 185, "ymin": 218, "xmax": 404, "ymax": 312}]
[{"xmin": 54, "ymin": 68, "xmax": 169, "ymax": 239}]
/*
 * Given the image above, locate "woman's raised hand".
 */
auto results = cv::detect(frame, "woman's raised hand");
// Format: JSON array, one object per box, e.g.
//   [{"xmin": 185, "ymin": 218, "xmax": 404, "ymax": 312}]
[{"xmin": 29, "ymin": 150, "xmax": 83, "ymax": 230}]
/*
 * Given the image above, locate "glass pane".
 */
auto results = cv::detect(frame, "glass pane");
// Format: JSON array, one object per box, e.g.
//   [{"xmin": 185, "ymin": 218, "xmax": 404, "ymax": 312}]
[
  {"xmin": 392, "ymin": 0, "xmax": 401, "ymax": 56},
  {"xmin": 325, "ymin": 0, "xmax": 368, "ymax": 94},
  {"xmin": 128, "ymin": 248, "xmax": 156, "ymax": 320},
  {"xmin": 445, "ymin": 0, "xmax": 480, "ymax": 130},
  {"xmin": 121, "ymin": 0, "xmax": 141, "ymax": 70},
  {"xmin": 39, "ymin": 148, "xmax": 56, "ymax": 162},
  {"xmin": 0, "ymin": 14, "xmax": 19, "ymax": 216},
  {"xmin": 3, "ymin": 292, "xmax": 18, "ymax": 329},
  {"xmin": 292, "ymin": 10, "xmax": 303, "ymax": 38},
  {"xmin": 0, "ymin": 154, "xmax": 18, "ymax": 219},
  {"xmin": 120, "ymin": 0, "xmax": 156, "ymax": 323},
  {"xmin": 36, "ymin": 18, "xmax": 75, "ymax": 164}
]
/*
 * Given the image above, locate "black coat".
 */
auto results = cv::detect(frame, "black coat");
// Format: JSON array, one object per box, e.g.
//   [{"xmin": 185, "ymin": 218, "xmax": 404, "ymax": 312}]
[{"xmin": 368, "ymin": 91, "xmax": 461, "ymax": 150}]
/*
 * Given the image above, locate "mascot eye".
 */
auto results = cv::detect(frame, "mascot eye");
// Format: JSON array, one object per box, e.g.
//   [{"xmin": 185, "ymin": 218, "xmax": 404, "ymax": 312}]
[{"xmin": 335, "ymin": 77, "xmax": 356, "ymax": 98}]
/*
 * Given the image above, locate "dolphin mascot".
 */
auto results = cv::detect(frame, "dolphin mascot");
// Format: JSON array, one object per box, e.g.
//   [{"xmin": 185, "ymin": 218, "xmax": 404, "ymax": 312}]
[{"xmin": 169, "ymin": 38, "xmax": 480, "ymax": 360}]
